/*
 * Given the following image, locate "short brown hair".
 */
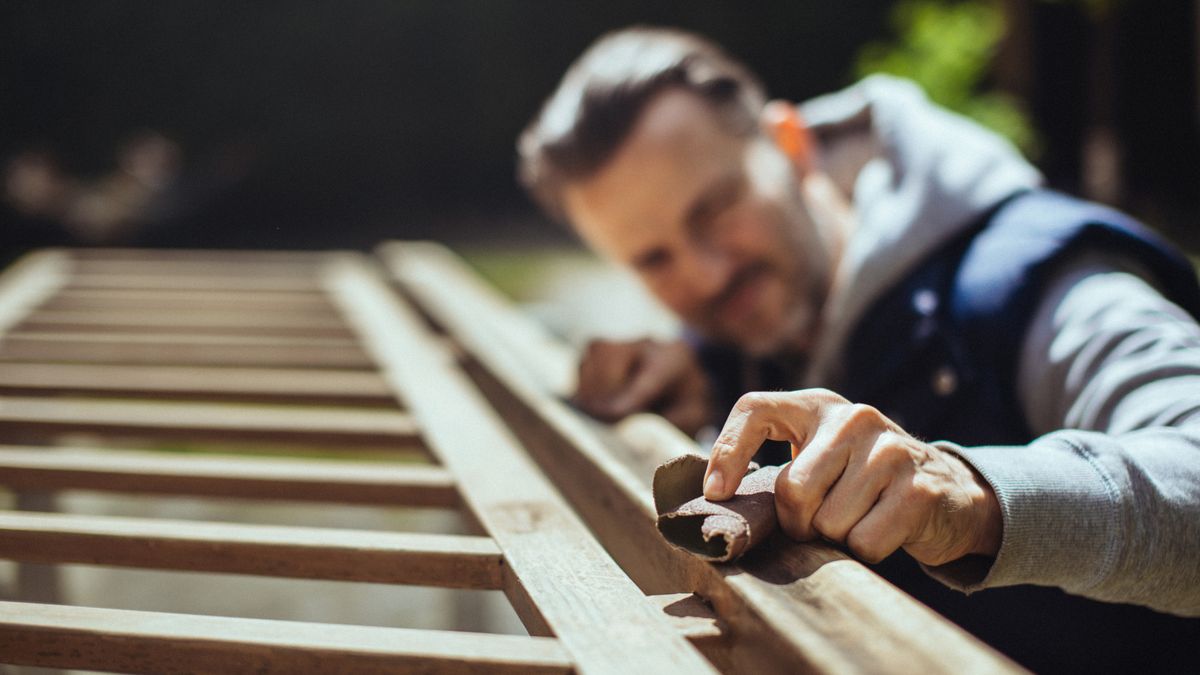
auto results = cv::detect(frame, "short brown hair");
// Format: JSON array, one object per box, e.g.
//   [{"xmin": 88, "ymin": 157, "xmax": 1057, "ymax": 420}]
[{"xmin": 517, "ymin": 27, "xmax": 766, "ymax": 220}]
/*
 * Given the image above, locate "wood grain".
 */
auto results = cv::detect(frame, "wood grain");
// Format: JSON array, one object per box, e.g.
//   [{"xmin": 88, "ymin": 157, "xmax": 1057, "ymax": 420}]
[
  {"xmin": 0, "ymin": 395, "xmax": 421, "ymax": 447},
  {"xmin": 0, "ymin": 510, "xmax": 501, "ymax": 588},
  {"xmin": 0, "ymin": 363, "xmax": 394, "ymax": 405},
  {"xmin": 0, "ymin": 601, "xmax": 572, "ymax": 674},
  {"xmin": 327, "ymin": 258, "xmax": 717, "ymax": 675},
  {"xmin": 0, "ymin": 446, "xmax": 456, "ymax": 506}
]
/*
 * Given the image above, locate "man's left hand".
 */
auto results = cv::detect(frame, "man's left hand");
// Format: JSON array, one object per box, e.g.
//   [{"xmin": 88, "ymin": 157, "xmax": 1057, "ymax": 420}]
[{"xmin": 703, "ymin": 389, "xmax": 1002, "ymax": 566}]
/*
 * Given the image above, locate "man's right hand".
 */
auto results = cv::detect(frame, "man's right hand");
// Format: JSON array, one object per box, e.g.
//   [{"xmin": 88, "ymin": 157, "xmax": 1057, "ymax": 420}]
[{"xmin": 574, "ymin": 338, "xmax": 713, "ymax": 437}]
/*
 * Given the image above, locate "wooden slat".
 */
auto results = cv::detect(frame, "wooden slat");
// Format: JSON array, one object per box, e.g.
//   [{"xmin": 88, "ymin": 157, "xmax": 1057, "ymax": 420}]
[
  {"xmin": 0, "ymin": 332, "xmax": 374, "ymax": 368},
  {"xmin": 64, "ymin": 273, "xmax": 324, "ymax": 292},
  {"xmin": 0, "ymin": 250, "xmax": 71, "ymax": 336},
  {"xmin": 0, "ymin": 446, "xmax": 456, "ymax": 506},
  {"xmin": 326, "ymin": 257, "xmax": 716, "ymax": 675},
  {"xmin": 382, "ymin": 242, "xmax": 1021, "ymax": 674},
  {"xmin": 17, "ymin": 309, "xmax": 355, "ymax": 337},
  {"xmin": 0, "ymin": 602, "xmax": 572, "ymax": 674},
  {"xmin": 0, "ymin": 396, "xmax": 420, "ymax": 447},
  {"xmin": 69, "ymin": 258, "xmax": 320, "ymax": 278},
  {"xmin": 0, "ymin": 510, "xmax": 500, "ymax": 588},
  {"xmin": 0, "ymin": 363, "xmax": 394, "ymax": 404},
  {"xmin": 65, "ymin": 247, "xmax": 337, "ymax": 263},
  {"xmin": 40, "ymin": 288, "xmax": 339, "ymax": 314}
]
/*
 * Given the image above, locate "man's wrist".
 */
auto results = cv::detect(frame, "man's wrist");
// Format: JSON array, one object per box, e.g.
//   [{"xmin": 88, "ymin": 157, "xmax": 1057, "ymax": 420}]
[{"xmin": 968, "ymin": 464, "xmax": 1003, "ymax": 558}]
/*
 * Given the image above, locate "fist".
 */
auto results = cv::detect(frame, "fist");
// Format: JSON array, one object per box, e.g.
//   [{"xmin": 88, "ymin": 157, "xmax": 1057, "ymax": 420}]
[
  {"xmin": 574, "ymin": 338, "xmax": 712, "ymax": 437},
  {"xmin": 703, "ymin": 389, "xmax": 1002, "ymax": 566}
]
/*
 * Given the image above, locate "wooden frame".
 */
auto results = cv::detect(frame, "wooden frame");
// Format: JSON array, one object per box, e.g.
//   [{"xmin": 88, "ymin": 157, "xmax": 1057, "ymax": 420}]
[{"xmin": 0, "ymin": 245, "xmax": 1021, "ymax": 673}]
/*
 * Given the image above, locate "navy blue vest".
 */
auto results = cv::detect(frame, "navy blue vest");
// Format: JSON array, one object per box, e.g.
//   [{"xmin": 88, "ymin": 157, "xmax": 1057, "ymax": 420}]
[{"xmin": 698, "ymin": 189, "xmax": 1200, "ymax": 672}]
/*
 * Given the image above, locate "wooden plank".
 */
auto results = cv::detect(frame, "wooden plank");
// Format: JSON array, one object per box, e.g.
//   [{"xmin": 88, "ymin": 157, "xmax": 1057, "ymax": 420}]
[
  {"xmin": 0, "ymin": 510, "xmax": 500, "ymax": 588},
  {"xmin": 69, "ymin": 258, "xmax": 320, "ymax": 278},
  {"xmin": 63, "ymin": 247, "xmax": 337, "ymax": 263},
  {"xmin": 0, "ymin": 250, "xmax": 71, "ymax": 336},
  {"xmin": 63, "ymin": 273, "xmax": 324, "ymax": 292},
  {"xmin": 0, "ymin": 446, "xmax": 457, "ymax": 506},
  {"xmin": 40, "ymin": 288, "xmax": 339, "ymax": 314},
  {"xmin": 382, "ymin": 242, "xmax": 1021, "ymax": 674},
  {"xmin": 0, "ymin": 396, "xmax": 421, "ymax": 447},
  {"xmin": 17, "ymin": 309, "xmax": 355, "ymax": 337},
  {"xmin": 326, "ymin": 257, "xmax": 716, "ymax": 675},
  {"xmin": 0, "ymin": 363, "xmax": 393, "ymax": 404},
  {"xmin": 0, "ymin": 601, "xmax": 572, "ymax": 674},
  {"xmin": 0, "ymin": 332, "xmax": 374, "ymax": 369}
]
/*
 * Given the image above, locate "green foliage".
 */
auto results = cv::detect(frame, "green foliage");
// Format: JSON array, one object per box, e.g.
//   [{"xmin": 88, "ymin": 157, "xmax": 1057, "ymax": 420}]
[{"xmin": 855, "ymin": 0, "xmax": 1038, "ymax": 155}]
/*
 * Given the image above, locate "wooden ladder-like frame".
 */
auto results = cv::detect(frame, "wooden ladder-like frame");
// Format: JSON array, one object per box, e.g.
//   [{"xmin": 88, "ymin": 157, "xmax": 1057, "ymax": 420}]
[{"xmin": 0, "ymin": 245, "xmax": 1020, "ymax": 674}]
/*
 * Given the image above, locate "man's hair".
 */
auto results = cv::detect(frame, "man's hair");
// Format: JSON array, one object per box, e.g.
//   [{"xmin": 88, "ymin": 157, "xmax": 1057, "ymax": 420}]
[{"xmin": 517, "ymin": 26, "xmax": 766, "ymax": 220}]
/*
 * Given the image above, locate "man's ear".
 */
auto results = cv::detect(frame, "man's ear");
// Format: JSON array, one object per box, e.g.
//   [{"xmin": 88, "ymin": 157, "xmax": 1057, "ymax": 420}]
[{"xmin": 761, "ymin": 100, "xmax": 814, "ymax": 174}]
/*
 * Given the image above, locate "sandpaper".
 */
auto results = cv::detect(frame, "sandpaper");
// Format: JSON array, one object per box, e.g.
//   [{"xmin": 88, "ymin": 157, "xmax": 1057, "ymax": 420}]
[{"xmin": 653, "ymin": 454, "xmax": 782, "ymax": 562}]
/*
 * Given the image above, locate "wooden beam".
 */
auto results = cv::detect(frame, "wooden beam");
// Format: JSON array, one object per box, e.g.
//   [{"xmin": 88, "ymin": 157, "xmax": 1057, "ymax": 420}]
[
  {"xmin": 0, "ymin": 446, "xmax": 457, "ymax": 506},
  {"xmin": 17, "ymin": 309, "xmax": 355, "ymax": 338},
  {"xmin": 0, "ymin": 396, "xmax": 421, "ymax": 447},
  {"xmin": 68, "ymin": 258, "xmax": 320, "ymax": 278},
  {"xmin": 0, "ymin": 332, "xmax": 374, "ymax": 369},
  {"xmin": 40, "ymin": 288, "xmax": 340, "ymax": 314},
  {"xmin": 326, "ymin": 257, "xmax": 716, "ymax": 675},
  {"xmin": 382, "ymin": 242, "xmax": 1021, "ymax": 674},
  {"xmin": 63, "ymin": 273, "xmax": 324, "ymax": 293},
  {"xmin": 0, "ymin": 510, "xmax": 500, "ymax": 588},
  {"xmin": 63, "ymin": 246, "xmax": 337, "ymax": 263},
  {"xmin": 0, "ymin": 601, "xmax": 572, "ymax": 674},
  {"xmin": 0, "ymin": 363, "xmax": 394, "ymax": 405}
]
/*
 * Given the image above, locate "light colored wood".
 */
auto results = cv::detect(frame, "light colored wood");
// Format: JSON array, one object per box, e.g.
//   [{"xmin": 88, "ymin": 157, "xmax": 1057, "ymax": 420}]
[
  {"xmin": 40, "ymin": 288, "xmax": 340, "ymax": 314},
  {"xmin": 0, "ymin": 250, "xmax": 71, "ymax": 336},
  {"xmin": 0, "ymin": 601, "xmax": 572, "ymax": 674},
  {"xmin": 0, "ymin": 362, "xmax": 394, "ymax": 404},
  {"xmin": 326, "ymin": 258, "xmax": 717, "ymax": 675},
  {"xmin": 69, "ymin": 258, "xmax": 320, "ymax": 278},
  {"xmin": 0, "ymin": 396, "xmax": 421, "ymax": 447},
  {"xmin": 64, "ymin": 273, "xmax": 324, "ymax": 292},
  {"xmin": 0, "ymin": 331, "xmax": 375, "ymax": 368},
  {"xmin": 18, "ymin": 309, "xmax": 355, "ymax": 337},
  {"xmin": 0, "ymin": 510, "xmax": 501, "ymax": 588},
  {"xmin": 64, "ymin": 246, "xmax": 337, "ymax": 262},
  {"xmin": 383, "ymin": 241, "xmax": 1021, "ymax": 674},
  {"xmin": 0, "ymin": 446, "xmax": 456, "ymax": 506}
]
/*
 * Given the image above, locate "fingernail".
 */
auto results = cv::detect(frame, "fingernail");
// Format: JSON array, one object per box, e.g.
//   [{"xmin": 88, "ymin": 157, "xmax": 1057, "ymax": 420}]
[{"xmin": 704, "ymin": 471, "xmax": 724, "ymax": 499}]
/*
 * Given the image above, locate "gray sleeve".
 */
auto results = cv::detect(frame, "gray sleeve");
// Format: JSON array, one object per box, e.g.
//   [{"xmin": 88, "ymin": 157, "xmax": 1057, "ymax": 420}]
[{"xmin": 924, "ymin": 251, "xmax": 1200, "ymax": 617}]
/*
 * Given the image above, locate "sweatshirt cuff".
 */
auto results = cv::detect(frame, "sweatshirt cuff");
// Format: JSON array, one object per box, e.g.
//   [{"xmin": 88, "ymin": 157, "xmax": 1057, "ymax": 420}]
[{"xmin": 922, "ymin": 436, "xmax": 1122, "ymax": 594}]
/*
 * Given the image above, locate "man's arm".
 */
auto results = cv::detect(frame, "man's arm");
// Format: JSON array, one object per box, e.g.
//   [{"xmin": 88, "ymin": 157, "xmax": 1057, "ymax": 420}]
[{"xmin": 929, "ymin": 251, "xmax": 1200, "ymax": 616}]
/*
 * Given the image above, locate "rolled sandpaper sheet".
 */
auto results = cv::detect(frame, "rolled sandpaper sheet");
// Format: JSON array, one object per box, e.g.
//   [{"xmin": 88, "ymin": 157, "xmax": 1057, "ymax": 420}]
[{"xmin": 653, "ymin": 454, "xmax": 783, "ymax": 562}]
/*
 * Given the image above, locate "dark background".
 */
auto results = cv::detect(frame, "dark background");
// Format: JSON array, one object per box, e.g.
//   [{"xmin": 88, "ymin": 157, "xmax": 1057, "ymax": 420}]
[{"xmin": 1, "ymin": 1, "xmax": 1196, "ymax": 254}]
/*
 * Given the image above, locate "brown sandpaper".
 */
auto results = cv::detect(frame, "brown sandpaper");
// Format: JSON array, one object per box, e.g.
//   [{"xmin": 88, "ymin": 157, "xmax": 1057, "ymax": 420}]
[{"xmin": 653, "ymin": 454, "xmax": 783, "ymax": 562}]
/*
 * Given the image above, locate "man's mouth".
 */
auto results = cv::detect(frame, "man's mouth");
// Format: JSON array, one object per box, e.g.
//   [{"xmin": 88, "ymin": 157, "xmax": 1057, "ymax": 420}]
[{"xmin": 711, "ymin": 264, "xmax": 770, "ymax": 323}]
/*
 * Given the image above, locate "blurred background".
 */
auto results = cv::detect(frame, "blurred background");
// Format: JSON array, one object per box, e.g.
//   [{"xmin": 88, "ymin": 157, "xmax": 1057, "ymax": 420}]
[{"xmin": 2, "ymin": 0, "xmax": 1197, "ymax": 261}]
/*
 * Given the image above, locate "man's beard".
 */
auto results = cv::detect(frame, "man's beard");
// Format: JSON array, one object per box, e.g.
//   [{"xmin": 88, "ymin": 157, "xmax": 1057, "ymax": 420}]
[{"xmin": 691, "ymin": 261, "xmax": 817, "ymax": 358}]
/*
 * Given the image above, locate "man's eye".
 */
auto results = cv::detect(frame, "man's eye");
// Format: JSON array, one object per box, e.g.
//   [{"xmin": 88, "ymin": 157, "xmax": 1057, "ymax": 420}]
[{"xmin": 633, "ymin": 249, "xmax": 670, "ymax": 272}]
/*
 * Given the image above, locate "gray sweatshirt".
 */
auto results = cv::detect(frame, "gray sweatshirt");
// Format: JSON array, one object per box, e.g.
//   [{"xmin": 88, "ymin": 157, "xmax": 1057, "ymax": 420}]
[{"xmin": 801, "ymin": 76, "xmax": 1200, "ymax": 617}]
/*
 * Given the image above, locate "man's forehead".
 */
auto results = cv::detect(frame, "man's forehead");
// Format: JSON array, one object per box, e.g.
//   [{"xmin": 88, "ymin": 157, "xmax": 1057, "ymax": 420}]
[{"xmin": 563, "ymin": 89, "xmax": 745, "ymax": 256}]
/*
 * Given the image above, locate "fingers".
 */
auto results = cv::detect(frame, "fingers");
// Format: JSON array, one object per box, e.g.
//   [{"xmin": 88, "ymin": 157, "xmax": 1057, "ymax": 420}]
[
  {"xmin": 775, "ymin": 406, "xmax": 889, "ymax": 540},
  {"xmin": 703, "ymin": 389, "xmax": 839, "ymax": 501},
  {"xmin": 844, "ymin": 484, "xmax": 916, "ymax": 564},
  {"xmin": 574, "ymin": 340, "xmax": 710, "ymax": 436},
  {"xmin": 574, "ymin": 339, "xmax": 646, "ymax": 419},
  {"xmin": 608, "ymin": 341, "xmax": 691, "ymax": 415}
]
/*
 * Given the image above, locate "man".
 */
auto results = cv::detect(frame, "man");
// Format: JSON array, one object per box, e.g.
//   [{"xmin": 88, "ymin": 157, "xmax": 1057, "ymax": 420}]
[{"xmin": 518, "ymin": 27, "xmax": 1200, "ymax": 671}]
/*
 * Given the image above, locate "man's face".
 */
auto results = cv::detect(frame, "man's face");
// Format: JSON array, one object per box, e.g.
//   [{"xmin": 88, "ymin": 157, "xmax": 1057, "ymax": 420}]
[{"xmin": 563, "ymin": 89, "xmax": 834, "ymax": 356}]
